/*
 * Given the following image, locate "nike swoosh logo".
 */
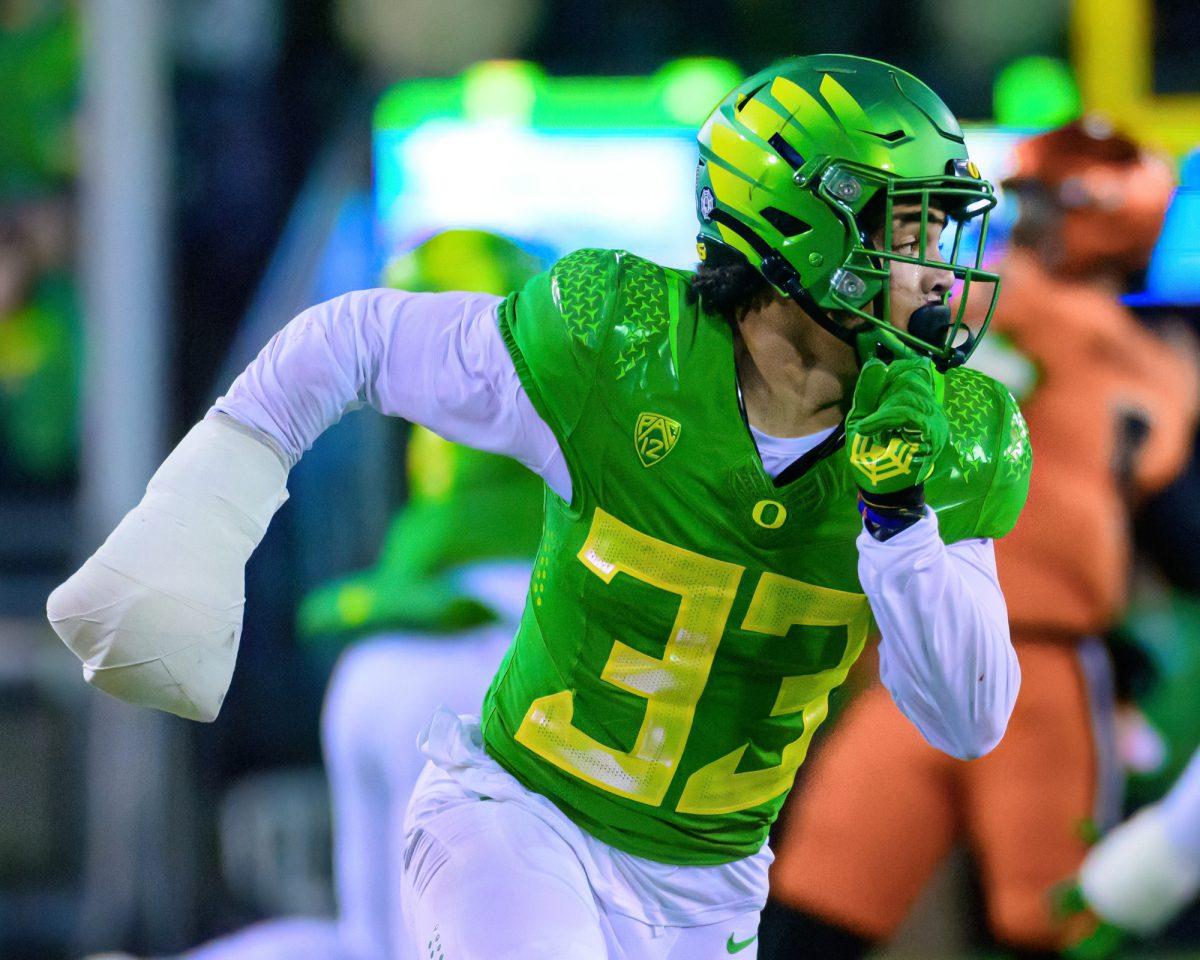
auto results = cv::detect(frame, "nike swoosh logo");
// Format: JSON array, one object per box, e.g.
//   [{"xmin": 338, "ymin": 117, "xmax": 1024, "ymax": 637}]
[{"xmin": 727, "ymin": 932, "xmax": 757, "ymax": 954}]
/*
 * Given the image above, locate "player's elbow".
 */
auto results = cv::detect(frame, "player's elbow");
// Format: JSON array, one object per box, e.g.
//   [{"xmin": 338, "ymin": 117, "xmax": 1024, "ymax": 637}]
[
  {"xmin": 899, "ymin": 700, "xmax": 1007, "ymax": 760},
  {"xmin": 946, "ymin": 700, "xmax": 1014, "ymax": 760},
  {"xmin": 912, "ymin": 696, "xmax": 1013, "ymax": 760},
  {"xmin": 947, "ymin": 644, "xmax": 1022, "ymax": 760},
  {"xmin": 949, "ymin": 723, "xmax": 1004, "ymax": 761}
]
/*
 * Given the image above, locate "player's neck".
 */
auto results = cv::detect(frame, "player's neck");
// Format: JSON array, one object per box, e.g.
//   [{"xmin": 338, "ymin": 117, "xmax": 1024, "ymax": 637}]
[{"xmin": 734, "ymin": 297, "xmax": 857, "ymax": 438}]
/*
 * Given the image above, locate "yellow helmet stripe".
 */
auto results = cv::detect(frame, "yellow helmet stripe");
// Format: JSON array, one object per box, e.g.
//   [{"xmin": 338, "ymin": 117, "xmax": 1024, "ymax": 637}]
[
  {"xmin": 709, "ymin": 123, "xmax": 768, "ymax": 179},
  {"xmin": 707, "ymin": 162, "xmax": 757, "ymax": 218},
  {"xmin": 818, "ymin": 73, "xmax": 870, "ymax": 131},
  {"xmin": 715, "ymin": 221, "xmax": 755, "ymax": 259},
  {"xmin": 736, "ymin": 96, "xmax": 788, "ymax": 144},
  {"xmin": 769, "ymin": 75, "xmax": 839, "ymax": 143}
]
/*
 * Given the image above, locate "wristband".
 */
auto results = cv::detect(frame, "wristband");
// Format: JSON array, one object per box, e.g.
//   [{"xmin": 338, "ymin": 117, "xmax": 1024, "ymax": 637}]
[{"xmin": 857, "ymin": 486, "xmax": 926, "ymax": 542}]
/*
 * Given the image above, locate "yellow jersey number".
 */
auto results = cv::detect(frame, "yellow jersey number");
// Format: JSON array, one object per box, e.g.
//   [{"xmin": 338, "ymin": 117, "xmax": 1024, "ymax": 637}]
[{"xmin": 515, "ymin": 508, "xmax": 870, "ymax": 816}]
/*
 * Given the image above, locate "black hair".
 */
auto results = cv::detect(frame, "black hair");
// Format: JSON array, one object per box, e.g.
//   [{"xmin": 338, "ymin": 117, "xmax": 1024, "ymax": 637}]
[{"xmin": 688, "ymin": 242, "xmax": 772, "ymax": 323}]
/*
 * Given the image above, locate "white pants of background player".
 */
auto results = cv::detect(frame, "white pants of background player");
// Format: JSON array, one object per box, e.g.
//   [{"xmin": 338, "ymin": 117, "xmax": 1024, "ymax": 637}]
[
  {"xmin": 180, "ymin": 563, "xmax": 528, "ymax": 960},
  {"xmin": 399, "ymin": 710, "xmax": 768, "ymax": 960}
]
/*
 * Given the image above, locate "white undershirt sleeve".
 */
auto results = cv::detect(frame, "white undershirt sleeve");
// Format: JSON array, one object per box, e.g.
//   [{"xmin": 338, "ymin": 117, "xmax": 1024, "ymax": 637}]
[
  {"xmin": 858, "ymin": 510, "xmax": 1020, "ymax": 760},
  {"xmin": 210, "ymin": 288, "xmax": 572, "ymax": 500}
]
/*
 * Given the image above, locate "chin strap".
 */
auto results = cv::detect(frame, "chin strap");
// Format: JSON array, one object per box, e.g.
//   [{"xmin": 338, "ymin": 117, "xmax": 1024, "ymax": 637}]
[
  {"xmin": 759, "ymin": 252, "xmax": 964, "ymax": 370},
  {"xmin": 705, "ymin": 216, "xmax": 878, "ymax": 361},
  {"xmin": 759, "ymin": 252, "xmax": 859, "ymax": 350},
  {"xmin": 710, "ymin": 221, "xmax": 966, "ymax": 369}
]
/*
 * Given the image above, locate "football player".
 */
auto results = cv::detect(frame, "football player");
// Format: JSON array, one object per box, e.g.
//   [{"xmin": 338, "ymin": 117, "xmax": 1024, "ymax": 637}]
[
  {"xmin": 50, "ymin": 55, "xmax": 1029, "ymax": 959},
  {"xmin": 762, "ymin": 120, "xmax": 1194, "ymax": 959}
]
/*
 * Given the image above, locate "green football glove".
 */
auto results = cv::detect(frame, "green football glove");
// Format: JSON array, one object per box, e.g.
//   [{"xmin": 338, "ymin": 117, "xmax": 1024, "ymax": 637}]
[
  {"xmin": 846, "ymin": 356, "xmax": 949, "ymax": 496},
  {"xmin": 1055, "ymin": 882, "xmax": 1127, "ymax": 960}
]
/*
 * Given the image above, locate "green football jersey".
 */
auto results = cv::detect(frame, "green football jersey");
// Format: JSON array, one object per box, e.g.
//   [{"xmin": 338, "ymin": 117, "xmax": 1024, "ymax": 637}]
[{"xmin": 480, "ymin": 249, "xmax": 1030, "ymax": 865}]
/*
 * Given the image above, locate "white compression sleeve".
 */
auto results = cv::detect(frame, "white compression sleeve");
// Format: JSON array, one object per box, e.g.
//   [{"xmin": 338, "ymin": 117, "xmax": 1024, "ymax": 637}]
[
  {"xmin": 1080, "ymin": 753, "xmax": 1200, "ymax": 937},
  {"xmin": 860, "ymin": 511, "xmax": 1020, "ymax": 760},
  {"xmin": 211, "ymin": 288, "xmax": 570, "ymax": 499},
  {"xmin": 46, "ymin": 290, "xmax": 565, "ymax": 723}
]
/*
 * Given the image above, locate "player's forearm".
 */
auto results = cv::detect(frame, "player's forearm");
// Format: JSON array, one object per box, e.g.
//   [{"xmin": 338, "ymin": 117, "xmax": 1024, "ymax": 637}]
[
  {"xmin": 211, "ymin": 288, "xmax": 506, "ymax": 463},
  {"xmin": 861, "ymin": 511, "xmax": 1020, "ymax": 760}
]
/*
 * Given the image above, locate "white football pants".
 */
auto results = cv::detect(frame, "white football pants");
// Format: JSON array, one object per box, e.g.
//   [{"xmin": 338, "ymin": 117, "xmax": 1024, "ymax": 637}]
[{"xmin": 400, "ymin": 765, "xmax": 762, "ymax": 960}]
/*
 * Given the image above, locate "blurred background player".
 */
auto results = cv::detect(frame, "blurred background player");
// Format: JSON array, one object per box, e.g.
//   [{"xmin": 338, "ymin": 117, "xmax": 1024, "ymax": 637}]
[
  {"xmin": 759, "ymin": 118, "xmax": 1198, "ymax": 959},
  {"xmin": 1060, "ymin": 151, "xmax": 1200, "ymax": 959},
  {"xmin": 91, "ymin": 229, "xmax": 545, "ymax": 960},
  {"xmin": 0, "ymin": 0, "xmax": 81, "ymax": 490}
]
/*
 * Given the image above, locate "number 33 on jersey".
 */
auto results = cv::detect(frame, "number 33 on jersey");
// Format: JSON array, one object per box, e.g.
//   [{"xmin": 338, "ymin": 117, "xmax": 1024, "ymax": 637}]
[{"xmin": 482, "ymin": 249, "xmax": 1030, "ymax": 865}]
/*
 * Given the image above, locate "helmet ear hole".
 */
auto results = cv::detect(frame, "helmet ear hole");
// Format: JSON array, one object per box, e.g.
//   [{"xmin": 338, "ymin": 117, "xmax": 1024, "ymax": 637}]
[
  {"xmin": 760, "ymin": 207, "xmax": 812, "ymax": 238},
  {"xmin": 767, "ymin": 133, "xmax": 805, "ymax": 170}
]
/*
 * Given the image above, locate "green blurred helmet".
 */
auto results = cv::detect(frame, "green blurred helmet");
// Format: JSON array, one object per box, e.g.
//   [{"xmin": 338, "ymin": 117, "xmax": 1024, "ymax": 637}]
[
  {"xmin": 382, "ymin": 228, "xmax": 546, "ymax": 581},
  {"xmin": 696, "ymin": 54, "xmax": 1000, "ymax": 369},
  {"xmin": 299, "ymin": 229, "xmax": 545, "ymax": 642},
  {"xmin": 384, "ymin": 228, "xmax": 544, "ymax": 296}
]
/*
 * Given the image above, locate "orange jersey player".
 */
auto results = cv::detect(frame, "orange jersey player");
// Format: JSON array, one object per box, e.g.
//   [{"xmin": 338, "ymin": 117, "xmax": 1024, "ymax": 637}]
[{"xmin": 759, "ymin": 120, "xmax": 1197, "ymax": 959}]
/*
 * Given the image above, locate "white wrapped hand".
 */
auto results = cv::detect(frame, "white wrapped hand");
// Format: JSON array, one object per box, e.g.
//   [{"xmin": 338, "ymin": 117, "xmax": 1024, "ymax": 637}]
[{"xmin": 47, "ymin": 416, "xmax": 289, "ymax": 721}]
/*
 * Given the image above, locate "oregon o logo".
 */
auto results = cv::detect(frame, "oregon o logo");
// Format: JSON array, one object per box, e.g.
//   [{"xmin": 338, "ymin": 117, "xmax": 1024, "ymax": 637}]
[{"xmin": 752, "ymin": 499, "xmax": 787, "ymax": 529}]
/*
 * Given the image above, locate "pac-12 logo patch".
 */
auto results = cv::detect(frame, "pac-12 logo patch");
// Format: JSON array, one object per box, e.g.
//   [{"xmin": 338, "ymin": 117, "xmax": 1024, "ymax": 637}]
[
  {"xmin": 699, "ymin": 187, "xmax": 715, "ymax": 220},
  {"xmin": 635, "ymin": 412, "xmax": 681, "ymax": 467}
]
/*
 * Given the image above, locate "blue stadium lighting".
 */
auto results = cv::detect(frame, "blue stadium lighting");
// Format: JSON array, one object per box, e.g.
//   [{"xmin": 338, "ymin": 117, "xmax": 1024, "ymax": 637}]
[{"xmin": 1125, "ymin": 150, "xmax": 1200, "ymax": 308}]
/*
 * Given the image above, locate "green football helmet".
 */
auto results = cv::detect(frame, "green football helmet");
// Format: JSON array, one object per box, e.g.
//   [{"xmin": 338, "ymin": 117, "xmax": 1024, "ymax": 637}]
[
  {"xmin": 384, "ymin": 227, "xmax": 544, "ymax": 296},
  {"xmin": 696, "ymin": 54, "xmax": 1000, "ymax": 369},
  {"xmin": 298, "ymin": 229, "xmax": 546, "ymax": 643}
]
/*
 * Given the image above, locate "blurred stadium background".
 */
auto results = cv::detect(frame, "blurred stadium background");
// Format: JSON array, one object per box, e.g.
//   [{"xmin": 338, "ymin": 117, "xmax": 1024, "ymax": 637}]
[{"xmin": 2, "ymin": 0, "xmax": 1199, "ymax": 957}]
